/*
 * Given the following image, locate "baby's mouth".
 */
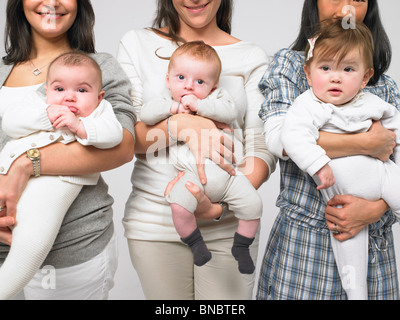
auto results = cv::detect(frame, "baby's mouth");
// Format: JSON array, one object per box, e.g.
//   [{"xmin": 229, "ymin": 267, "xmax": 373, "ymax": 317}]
[{"xmin": 68, "ymin": 106, "xmax": 78, "ymax": 114}]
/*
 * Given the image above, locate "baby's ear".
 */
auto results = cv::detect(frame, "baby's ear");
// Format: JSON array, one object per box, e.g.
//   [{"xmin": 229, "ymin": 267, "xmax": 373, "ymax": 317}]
[
  {"xmin": 361, "ymin": 68, "xmax": 374, "ymax": 89},
  {"xmin": 303, "ymin": 65, "xmax": 312, "ymax": 87},
  {"xmin": 98, "ymin": 90, "xmax": 105, "ymax": 104},
  {"xmin": 210, "ymin": 82, "xmax": 218, "ymax": 93}
]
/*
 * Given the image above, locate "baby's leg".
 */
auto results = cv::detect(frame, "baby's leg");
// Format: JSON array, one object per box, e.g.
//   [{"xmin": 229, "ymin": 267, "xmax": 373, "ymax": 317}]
[
  {"xmin": 232, "ymin": 219, "xmax": 260, "ymax": 274},
  {"xmin": 167, "ymin": 172, "xmax": 211, "ymax": 266},
  {"xmin": 171, "ymin": 203, "xmax": 197, "ymax": 239},
  {"xmin": 170, "ymin": 203, "xmax": 211, "ymax": 266},
  {"xmin": 0, "ymin": 176, "xmax": 81, "ymax": 300},
  {"xmin": 215, "ymin": 173, "xmax": 262, "ymax": 274},
  {"xmin": 330, "ymin": 229, "xmax": 368, "ymax": 300},
  {"xmin": 237, "ymin": 218, "xmax": 260, "ymax": 239},
  {"xmin": 321, "ymin": 156, "xmax": 382, "ymax": 300}
]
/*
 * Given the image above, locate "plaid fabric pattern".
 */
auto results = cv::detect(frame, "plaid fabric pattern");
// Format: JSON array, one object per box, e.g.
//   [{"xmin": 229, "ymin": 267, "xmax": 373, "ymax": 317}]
[{"xmin": 257, "ymin": 49, "xmax": 400, "ymax": 300}]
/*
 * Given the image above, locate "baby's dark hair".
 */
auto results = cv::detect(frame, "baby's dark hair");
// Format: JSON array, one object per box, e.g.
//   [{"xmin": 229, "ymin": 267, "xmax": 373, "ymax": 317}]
[
  {"xmin": 47, "ymin": 51, "xmax": 102, "ymax": 88},
  {"xmin": 305, "ymin": 19, "xmax": 374, "ymax": 71}
]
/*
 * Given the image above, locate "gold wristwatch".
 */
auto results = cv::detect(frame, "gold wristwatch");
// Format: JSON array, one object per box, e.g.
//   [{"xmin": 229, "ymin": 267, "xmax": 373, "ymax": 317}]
[{"xmin": 26, "ymin": 148, "xmax": 41, "ymax": 177}]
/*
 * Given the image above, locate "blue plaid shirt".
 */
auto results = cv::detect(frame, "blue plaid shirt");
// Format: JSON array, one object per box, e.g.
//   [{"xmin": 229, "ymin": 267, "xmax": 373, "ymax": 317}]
[{"xmin": 257, "ymin": 49, "xmax": 400, "ymax": 300}]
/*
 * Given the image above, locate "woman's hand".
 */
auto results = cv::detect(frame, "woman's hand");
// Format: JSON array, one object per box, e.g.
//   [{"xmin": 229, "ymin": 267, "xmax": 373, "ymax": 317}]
[
  {"xmin": 0, "ymin": 155, "xmax": 33, "ymax": 245},
  {"xmin": 0, "ymin": 215, "xmax": 14, "ymax": 246},
  {"xmin": 170, "ymin": 114, "xmax": 236, "ymax": 184},
  {"xmin": 365, "ymin": 120, "xmax": 396, "ymax": 161},
  {"xmin": 164, "ymin": 172, "xmax": 222, "ymax": 220},
  {"xmin": 325, "ymin": 194, "xmax": 387, "ymax": 241}
]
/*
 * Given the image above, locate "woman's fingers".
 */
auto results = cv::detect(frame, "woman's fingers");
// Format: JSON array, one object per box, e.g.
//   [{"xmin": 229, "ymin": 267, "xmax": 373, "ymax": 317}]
[
  {"xmin": 0, "ymin": 205, "xmax": 14, "ymax": 245},
  {"xmin": 164, "ymin": 171, "xmax": 185, "ymax": 196},
  {"xmin": 0, "ymin": 227, "xmax": 12, "ymax": 246},
  {"xmin": 185, "ymin": 181, "xmax": 219, "ymax": 220},
  {"xmin": 217, "ymin": 133, "xmax": 235, "ymax": 164},
  {"xmin": 0, "ymin": 215, "xmax": 14, "ymax": 228}
]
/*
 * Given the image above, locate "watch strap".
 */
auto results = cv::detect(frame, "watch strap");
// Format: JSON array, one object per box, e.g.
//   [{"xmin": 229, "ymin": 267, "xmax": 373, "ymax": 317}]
[{"xmin": 214, "ymin": 201, "xmax": 228, "ymax": 221}]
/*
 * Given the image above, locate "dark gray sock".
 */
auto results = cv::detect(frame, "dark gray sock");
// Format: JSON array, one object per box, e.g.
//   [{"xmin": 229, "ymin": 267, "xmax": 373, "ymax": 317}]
[
  {"xmin": 231, "ymin": 232, "xmax": 255, "ymax": 274},
  {"xmin": 181, "ymin": 228, "xmax": 211, "ymax": 266}
]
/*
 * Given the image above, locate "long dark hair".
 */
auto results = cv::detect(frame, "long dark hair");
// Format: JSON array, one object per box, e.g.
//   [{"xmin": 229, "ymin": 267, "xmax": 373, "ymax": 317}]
[
  {"xmin": 3, "ymin": 0, "xmax": 95, "ymax": 65},
  {"xmin": 151, "ymin": 0, "xmax": 233, "ymax": 43},
  {"xmin": 291, "ymin": 0, "xmax": 391, "ymax": 85}
]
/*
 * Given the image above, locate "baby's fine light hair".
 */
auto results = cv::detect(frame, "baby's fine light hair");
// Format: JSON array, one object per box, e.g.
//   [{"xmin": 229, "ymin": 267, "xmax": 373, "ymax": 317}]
[
  {"xmin": 169, "ymin": 41, "xmax": 222, "ymax": 81},
  {"xmin": 47, "ymin": 51, "xmax": 103, "ymax": 88},
  {"xmin": 305, "ymin": 19, "xmax": 374, "ymax": 71}
]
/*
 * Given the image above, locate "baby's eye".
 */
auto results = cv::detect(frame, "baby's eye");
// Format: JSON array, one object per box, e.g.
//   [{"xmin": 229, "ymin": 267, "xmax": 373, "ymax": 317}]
[
  {"xmin": 55, "ymin": 87, "xmax": 64, "ymax": 92},
  {"xmin": 321, "ymin": 66, "xmax": 330, "ymax": 71},
  {"xmin": 78, "ymin": 88, "xmax": 87, "ymax": 93},
  {"xmin": 197, "ymin": 79, "xmax": 204, "ymax": 85},
  {"xmin": 344, "ymin": 67, "xmax": 354, "ymax": 72},
  {"xmin": 178, "ymin": 75, "xmax": 185, "ymax": 80}
]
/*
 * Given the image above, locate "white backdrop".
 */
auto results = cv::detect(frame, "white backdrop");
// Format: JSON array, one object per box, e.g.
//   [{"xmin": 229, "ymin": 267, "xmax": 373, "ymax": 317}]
[{"xmin": 0, "ymin": 0, "xmax": 399, "ymax": 300}]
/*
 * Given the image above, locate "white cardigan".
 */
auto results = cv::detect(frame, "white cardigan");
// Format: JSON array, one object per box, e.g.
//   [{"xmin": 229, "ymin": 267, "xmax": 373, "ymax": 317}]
[
  {"xmin": 117, "ymin": 28, "xmax": 276, "ymax": 242},
  {"xmin": 281, "ymin": 90, "xmax": 400, "ymax": 177},
  {"xmin": 0, "ymin": 90, "xmax": 123, "ymax": 185}
]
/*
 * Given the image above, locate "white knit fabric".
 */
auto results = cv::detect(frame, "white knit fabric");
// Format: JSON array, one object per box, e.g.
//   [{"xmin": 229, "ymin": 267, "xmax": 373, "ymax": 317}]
[{"xmin": 0, "ymin": 176, "xmax": 81, "ymax": 300}]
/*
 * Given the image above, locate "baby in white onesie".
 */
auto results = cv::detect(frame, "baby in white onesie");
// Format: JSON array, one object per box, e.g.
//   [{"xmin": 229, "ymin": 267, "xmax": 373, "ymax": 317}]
[
  {"xmin": 281, "ymin": 21, "xmax": 400, "ymax": 299},
  {"xmin": 140, "ymin": 41, "xmax": 262, "ymax": 274},
  {"xmin": 0, "ymin": 52, "xmax": 122, "ymax": 299}
]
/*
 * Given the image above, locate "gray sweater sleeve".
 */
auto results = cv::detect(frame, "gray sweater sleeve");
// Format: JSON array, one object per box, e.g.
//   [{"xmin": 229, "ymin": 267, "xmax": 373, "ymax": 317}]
[{"xmin": 91, "ymin": 52, "xmax": 136, "ymax": 140}]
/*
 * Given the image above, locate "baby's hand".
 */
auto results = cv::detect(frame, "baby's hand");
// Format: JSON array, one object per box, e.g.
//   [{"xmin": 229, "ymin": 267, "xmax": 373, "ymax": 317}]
[
  {"xmin": 46, "ymin": 104, "xmax": 71, "ymax": 124},
  {"xmin": 315, "ymin": 164, "xmax": 335, "ymax": 190},
  {"xmin": 47, "ymin": 105, "xmax": 80, "ymax": 133},
  {"xmin": 180, "ymin": 94, "xmax": 198, "ymax": 113},
  {"xmin": 170, "ymin": 96, "xmax": 196, "ymax": 115}
]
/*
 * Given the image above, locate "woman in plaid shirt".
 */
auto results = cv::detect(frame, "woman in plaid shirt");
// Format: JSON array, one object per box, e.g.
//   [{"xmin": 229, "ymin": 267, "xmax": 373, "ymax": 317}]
[{"xmin": 257, "ymin": 0, "xmax": 400, "ymax": 300}]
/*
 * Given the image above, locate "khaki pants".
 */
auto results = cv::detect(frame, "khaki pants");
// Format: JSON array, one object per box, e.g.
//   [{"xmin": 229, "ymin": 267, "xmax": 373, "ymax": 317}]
[{"xmin": 128, "ymin": 235, "xmax": 258, "ymax": 300}]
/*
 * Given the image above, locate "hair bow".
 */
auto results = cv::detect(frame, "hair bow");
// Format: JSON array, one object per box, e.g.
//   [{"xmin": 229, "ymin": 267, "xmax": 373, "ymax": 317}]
[{"xmin": 306, "ymin": 35, "xmax": 319, "ymax": 61}]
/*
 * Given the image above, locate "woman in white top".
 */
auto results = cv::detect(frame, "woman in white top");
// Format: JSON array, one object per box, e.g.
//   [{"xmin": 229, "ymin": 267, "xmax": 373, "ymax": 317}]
[{"xmin": 117, "ymin": 0, "xmax": 276, "ymax": 299}]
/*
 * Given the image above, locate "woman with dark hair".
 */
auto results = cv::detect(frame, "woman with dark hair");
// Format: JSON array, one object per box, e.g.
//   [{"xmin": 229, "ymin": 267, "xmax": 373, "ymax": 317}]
[
  {"xmin": 257, "ymin": 0, "xmax": 400, "ymax": 300},
  {"xmin": 0, "ymin": 0, "xmax": 135, "ymax": 299},
  {"xmin": 118, "ymin": 0, "xmax": 276, "ymax": 299}
]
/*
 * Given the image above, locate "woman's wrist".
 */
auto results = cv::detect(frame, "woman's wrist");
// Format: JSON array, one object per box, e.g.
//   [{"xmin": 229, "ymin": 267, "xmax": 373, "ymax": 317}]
[
  {"xmin": 168, "ymin": 113, "xmax": 196, "ymax": 143},
  {"xmin": 370, "ymin": 199, "xmax": 390, "ymax": 222},
  {"xmin": 214, "ymin": 202, "xmax": 228, "ymax": 221},
  {"xmin": 16, "ymin": 152, "xmax": 35, "ymax": 177}
]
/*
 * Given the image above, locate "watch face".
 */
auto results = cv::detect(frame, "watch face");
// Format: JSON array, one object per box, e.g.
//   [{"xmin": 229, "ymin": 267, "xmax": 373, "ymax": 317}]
[{"xmin": 28, "ymin": 148, "xmax": 40, "ymax": 158}]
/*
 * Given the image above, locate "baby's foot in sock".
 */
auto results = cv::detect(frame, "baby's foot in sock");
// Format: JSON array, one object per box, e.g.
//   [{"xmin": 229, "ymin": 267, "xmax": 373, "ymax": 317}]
[
  {"xmin": 231, "ymin": 232, "xmax": 255, "ymax": 274},
  {"xmin": 191, "ymin": 241, "xmax": 212, "ymax": 266},
  {"xmin": 181, "ymin": 228, "xmax": 211, "ymax": 266}
]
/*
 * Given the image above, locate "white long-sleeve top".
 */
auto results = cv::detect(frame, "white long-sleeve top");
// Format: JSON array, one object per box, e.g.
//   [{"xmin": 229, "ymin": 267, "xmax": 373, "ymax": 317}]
[
  {"xmin": 117, "ymin": 28, "xmax": 276, "ymax": 242},
  {"xmin": 139, "ymin": 88, "xmax": 237, "ymax": 126},
  {"xmin": 0, "ymin": 90, "xmax": 123, "ymax": 185},
  {"xmin": 281, "ymin": 89, "xmax": 400, "ymax": 177}
]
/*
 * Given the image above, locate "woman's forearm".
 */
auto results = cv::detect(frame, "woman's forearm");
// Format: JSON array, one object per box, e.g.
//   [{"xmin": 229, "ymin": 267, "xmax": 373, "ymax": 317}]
[
  {"xmin": 134, "ymin": 120, "xmax": 168, "ymax": 155},
  {"xmin": 239, "ymin": 157, "xmax": 270, "ymax": 190},
  {"xmin": 317, "ymin": 131, "xmax": 368, "ymax": 159},
  {"xmin": 40, "ymin": 129, "xmax": 134, "ymax": 176},
  {"xmin": 134, "ymin": 113, "xmax": 217, "ymax": 155},
  {"xmin": 317, "ymin": 121, "xmax": 396, "ymax": 160}
]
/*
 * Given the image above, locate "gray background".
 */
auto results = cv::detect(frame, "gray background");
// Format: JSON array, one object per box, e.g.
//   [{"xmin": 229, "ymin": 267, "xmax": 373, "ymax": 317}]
[{"xmin": 0, "ymin": 0, "xmax": 399, "ymax": 299}]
